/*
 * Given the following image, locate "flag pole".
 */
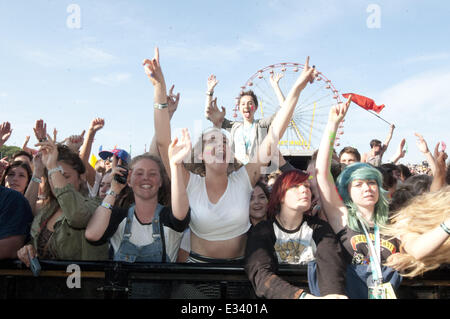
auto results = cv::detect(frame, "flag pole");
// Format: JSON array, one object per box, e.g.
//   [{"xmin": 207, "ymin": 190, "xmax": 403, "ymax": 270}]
[{"xmin": 366, "ymin": 110, "xmax": 392, "ymax": 126}]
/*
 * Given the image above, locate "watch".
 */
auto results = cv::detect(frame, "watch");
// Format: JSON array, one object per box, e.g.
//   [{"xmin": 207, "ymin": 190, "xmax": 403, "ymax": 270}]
[
  {"xmin": 48, "ymin": 166, "xmax": 64, "ymax": 178},
  {"xmin": 105, "ymin": 189, "xmax": 118, "ymax": 198}
]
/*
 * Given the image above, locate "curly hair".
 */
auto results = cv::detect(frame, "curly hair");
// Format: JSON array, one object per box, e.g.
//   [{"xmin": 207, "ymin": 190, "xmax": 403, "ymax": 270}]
[{"xmin": 382, "ymin": 185, "xmax": 450, "ymax": 277}]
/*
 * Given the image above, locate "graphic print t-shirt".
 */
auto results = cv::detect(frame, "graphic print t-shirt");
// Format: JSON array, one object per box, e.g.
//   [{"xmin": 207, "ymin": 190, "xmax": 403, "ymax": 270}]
[
  {"xmin": 273, "ymin": 219, "xmax": 316, "ymax": 265},
  {"xmin": 337, "ymin": 226, "xmax": 400, "ymax": 265}
]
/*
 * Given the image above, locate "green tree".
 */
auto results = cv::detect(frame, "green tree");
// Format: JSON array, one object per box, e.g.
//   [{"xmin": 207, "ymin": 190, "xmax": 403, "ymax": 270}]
[{"xmin": 0, "ymin": 145, "xmax": 22, "ymax": 160}]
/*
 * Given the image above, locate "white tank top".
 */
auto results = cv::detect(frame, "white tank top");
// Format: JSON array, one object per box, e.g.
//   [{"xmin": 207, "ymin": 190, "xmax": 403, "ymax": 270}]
[{"xmin": 186, "ymin": 166, "xmax": 252, "ymax": 241}]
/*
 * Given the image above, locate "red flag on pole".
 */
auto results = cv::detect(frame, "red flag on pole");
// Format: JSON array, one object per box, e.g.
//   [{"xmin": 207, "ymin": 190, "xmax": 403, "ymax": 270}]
[{"xmin": 342, "ymin": 93, "xmax": 385, "ymax": 114}]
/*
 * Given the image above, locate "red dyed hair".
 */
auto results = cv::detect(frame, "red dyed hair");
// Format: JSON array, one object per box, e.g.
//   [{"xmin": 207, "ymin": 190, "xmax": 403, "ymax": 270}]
[{"xmin": 267, "ymin": 169, "xmax": 311, "ymax": 219}]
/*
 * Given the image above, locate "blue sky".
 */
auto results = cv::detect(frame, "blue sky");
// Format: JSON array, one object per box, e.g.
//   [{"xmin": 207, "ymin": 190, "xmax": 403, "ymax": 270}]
[{"xmin": 0, "ymin": 0, "xmax": 449, "ymax": 165}]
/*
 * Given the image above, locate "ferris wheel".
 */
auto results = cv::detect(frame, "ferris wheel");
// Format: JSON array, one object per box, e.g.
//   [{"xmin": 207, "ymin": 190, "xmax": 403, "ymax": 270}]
[{"xmin": 234, "ymin": 62, "xmax": 345, "ymax": 156}]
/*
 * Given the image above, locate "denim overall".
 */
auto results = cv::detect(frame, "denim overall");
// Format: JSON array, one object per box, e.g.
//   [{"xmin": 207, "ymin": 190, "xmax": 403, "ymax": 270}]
[
  {"xmin": 113, "ymin": 204, "xmax": 171, "ymax": 298},
  {"xmin": 113, "ymin": 204, "xmax": 169, "ymax": 263}
]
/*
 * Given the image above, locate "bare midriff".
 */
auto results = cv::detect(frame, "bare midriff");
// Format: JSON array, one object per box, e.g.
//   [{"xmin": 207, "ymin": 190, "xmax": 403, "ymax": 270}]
[{"xmin": 190, "ymin": 231, "xmax": 247, "ymax": 259}]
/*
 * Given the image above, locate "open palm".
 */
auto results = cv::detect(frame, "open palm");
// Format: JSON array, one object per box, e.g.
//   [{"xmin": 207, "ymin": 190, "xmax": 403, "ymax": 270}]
[{"xmin": 169, "ymin": 128, "xmax": 192, "ymax": 165}]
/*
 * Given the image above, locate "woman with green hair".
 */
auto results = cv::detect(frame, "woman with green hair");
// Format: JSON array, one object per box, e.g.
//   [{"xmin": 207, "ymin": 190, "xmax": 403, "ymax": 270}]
[{"xmin": 315, "ymin": 97, "xmax": 450, "ymax": 299}]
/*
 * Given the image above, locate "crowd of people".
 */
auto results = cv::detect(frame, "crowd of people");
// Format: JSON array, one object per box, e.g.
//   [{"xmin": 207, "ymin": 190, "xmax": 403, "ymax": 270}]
[{"xmin": 0, "ymin": 48, "xmax": 449, "ymax": 299}]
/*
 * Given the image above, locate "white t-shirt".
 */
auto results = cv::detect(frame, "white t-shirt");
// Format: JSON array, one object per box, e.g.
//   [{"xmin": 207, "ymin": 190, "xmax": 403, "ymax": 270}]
[
  {"xmin": 273, "ymin": 219, "xmax": 316, "ymax": 265},
  {"xmin": 186, "ymin": 166, "xmax": 252, "ymax": 241},
  {"xmin": 110, "ymin": 212, "xmax": 184, "ymax": 262}
]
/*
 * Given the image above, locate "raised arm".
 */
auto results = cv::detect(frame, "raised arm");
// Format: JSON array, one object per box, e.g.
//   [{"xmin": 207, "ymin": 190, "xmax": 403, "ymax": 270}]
[
  {"xmin": 389, "ymin": 138, "xmax": 406, "ymax": 164},
  {"xmin": 382, "ymin": 124, "xmax": 395, "ymax": 154},
  {"xmin": 36, "ymin": 134, "xmax": 97, "ymax": 228},
  {"xmin": 246, "ymin": 57, "xmax": 317, "ymax": 186},
  {"xmin": 85, "ymin": 156, "xmax": 127, "ymax": 241},
  {"xmin": 148, "ymin": 84, "xmax": 180, "ymax": 157},
  {"xmin": 0, "ymin": 121, "xmax": 12, "ymax": 147},
  {"xmin": 80, "ymin": 118, "xmax": 105, "ymax": 187},
  {"xmin": 269, "ymin": 72, "xmax": 285, "ymax": 105},
  {"xmin": 315, "ymin": 97, "xmax": 352, "ymax": 233},
  {"xmin": 24, "ymin": 152, "xmax": 45, "ymax": 216},
  {"xmin": 143, "ymin": 47, "xmax": 189, "ymax": 184},
  {"xmin": 168, "ymin": 128, "xmax": 191, "ymax": 221},
  {"xmin": 22, "ymin": 136, "xmax": 38, "ymax": 155}
]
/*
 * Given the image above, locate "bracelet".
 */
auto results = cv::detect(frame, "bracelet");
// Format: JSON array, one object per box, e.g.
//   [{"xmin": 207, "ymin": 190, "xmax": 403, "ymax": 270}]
[
  {"xmin": 299, "ymin": 291, "xmax": 307, "ymax": 299},
  {"xmin": 440, "ymin": 223, "xmax": 450, "ymax": 235},
  {"xmin": 105, "ymin": 189, "xmax": 118, "ymax": 198},
  {"xmin": 154, "ymin": 102, "xmax": 168, "ymax": 109},
  {"xmin": 206, "ymin": 91, "xmax": 213, "ymax": 96},
  {"xmin": 38, "ymin": 137, "xmax": 47, "ymax": 143},
  {"xmin": 47, "ymin": 166, "xmax": 64, "ymax": 178},
  {"xmin": 101, "ymin": 202, "xmax": 113, "ymax": 210},
  {"xmin": 31, "ymin": 176, "xmax": 42, "ymax": 184}
]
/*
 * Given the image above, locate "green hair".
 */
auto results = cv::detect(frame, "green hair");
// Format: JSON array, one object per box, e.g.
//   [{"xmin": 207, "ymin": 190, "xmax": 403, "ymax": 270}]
[{"xmin": 336, "ymin": 162, "xmax": 389, "ymax": 232}]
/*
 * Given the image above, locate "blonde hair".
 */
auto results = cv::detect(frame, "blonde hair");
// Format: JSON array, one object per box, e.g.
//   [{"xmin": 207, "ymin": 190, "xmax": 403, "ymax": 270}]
[{"xmin": 382, "ymin": 185, "xmax": 450, "ymax": 277}]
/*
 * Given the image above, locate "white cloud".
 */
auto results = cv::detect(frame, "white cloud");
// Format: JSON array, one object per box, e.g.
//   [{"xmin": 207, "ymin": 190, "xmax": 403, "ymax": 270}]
[
  {"xmin": 164, "ymin": 39, "xmax": 264, "ymax": 62},
  {"xmin": 379, "ymin": 69, "xmax": 450, "ymax": 115},
  {"xmin": 91, "ymin": 73, "xmax": 131, "ymax": 86},
  {"xmin": 403, "ymin": 52, "xmax": 450, "ymax": 64},
  {"xmin": 23, "ymin": 46, "xmax": 119, "ymax": 68}
]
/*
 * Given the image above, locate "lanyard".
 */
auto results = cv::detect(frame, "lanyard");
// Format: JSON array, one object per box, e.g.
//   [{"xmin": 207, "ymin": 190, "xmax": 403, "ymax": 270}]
[{"xmin": 357, "ymin": 213, "xmax": 383, "ymax": 285}]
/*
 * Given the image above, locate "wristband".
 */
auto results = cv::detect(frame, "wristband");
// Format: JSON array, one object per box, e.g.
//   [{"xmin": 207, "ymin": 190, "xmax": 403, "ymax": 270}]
[
  {"xmin": 299, "ymin": 291, "xmax": 307, "ymax": 299},
  {"xmin": 206, "ymin": 91, "xmax": 213, "ymax": 96},
  {"xmin": 101, "ymin": 202, "xmax": 113, "ymax": 210},
  {"xmin": 38, "ymin": 137, "xmax": 47, "ymax": 143},
  {"xmin": 31, "ymin": 176, "xmax": 42, "ymax": 184},
  {"xmin": 105, "ymin": 189, "xmax": 118, "ymax": 198},
  {"xmin": 48, "ymin": 166, "xmax": 64, "ymax": 178},
  {"xmin": 154, "ymin": 103, "xmax": 168, "ymax": 109},
  {"xmin": 440, "ymin": 223, "xmax": 450, "ymax": 235}
]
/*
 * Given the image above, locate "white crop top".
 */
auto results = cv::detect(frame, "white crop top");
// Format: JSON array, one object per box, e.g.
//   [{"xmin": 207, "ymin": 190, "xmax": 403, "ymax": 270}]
[{"xmin": 186, "ymin": 166, "xmax": 253, "ymax": 241}]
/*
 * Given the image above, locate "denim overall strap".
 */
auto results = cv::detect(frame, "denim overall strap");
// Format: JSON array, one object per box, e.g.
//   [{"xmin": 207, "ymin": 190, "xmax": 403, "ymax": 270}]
[
  {"xmin": 152, "ymin": 204, "xmax": 168, "ymax": 262},
  {"xmin": 123, "ymin": 204, "xmax": 136, "ymax": 240}
]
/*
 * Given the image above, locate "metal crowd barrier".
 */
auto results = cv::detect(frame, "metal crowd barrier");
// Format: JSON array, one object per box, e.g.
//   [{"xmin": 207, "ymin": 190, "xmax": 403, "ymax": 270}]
[{"xmin": 0, "ymin": 259, "xmax": 449, "ymax": 299}]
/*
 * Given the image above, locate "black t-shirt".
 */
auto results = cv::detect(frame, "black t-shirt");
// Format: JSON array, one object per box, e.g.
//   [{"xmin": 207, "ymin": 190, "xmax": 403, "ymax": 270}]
[{"xmin": 336, "ymin": 226, "xmax": 400, "ymax": 265}]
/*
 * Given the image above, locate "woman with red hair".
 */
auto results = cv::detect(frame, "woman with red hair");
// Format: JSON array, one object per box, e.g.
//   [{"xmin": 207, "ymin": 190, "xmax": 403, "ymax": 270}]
[{"xmin": 244, "ymin": 169, "xmax": 347, "ymax": 299}]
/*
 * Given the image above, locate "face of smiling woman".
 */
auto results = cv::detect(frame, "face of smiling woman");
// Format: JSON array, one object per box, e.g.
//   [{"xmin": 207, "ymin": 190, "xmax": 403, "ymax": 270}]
[
  {"xmin": 128, "ymin": 158, "xmax": 162, "ymax": 200},
  {"xmin": 249, "ymin": 186, "xmax": 268, "ymax": 223}
]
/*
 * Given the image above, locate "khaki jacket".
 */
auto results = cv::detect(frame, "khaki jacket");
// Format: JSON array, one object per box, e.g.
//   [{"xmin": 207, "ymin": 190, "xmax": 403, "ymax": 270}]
[{"xmin": 30, "ymin": 184, "xmax": 108, "ymax": 261}]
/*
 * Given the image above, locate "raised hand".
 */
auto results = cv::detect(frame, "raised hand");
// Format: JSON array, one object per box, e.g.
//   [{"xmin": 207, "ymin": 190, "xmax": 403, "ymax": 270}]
[
  {"xmin": 142, "ymin": 47, "xmax": 165, "ymax": 87},
  {"xmin": 207, "ymin": 74, "xmax": 219, "ymax": 93},
  {"xmin": 32, "ymin": 152, "xmax": 45, "ymax": 179},
  {"xmin": 63, "ymin": 130, "xmax": 86, "ymax": 153},
  {"xmin": 205, "ymin": 97, "xmax": 226, "ymax": 127},
  {"xmin": 53, "ymin": 128, "xmax": 58, "ymax": 142},
  {"xmin": 328, "ymin": 95, "xmax": 352, "ymax": 125},
  {"xmin": 269, "ymin": 72, "xmax": 284, "ymax": 87},
  {"xmin": 109, "ymin": 155, "xmax": 128, "ymax": 194},
  {"xmin": 167, "ymin": 85, "xmax": 181, "ymax": 119},
  {"xmin": 33, "ymin": 119, "xmax": 47, "ymax": 142},
  {"xmin": 35, "ymin": 134, "xmax": 59, "ymax": 170},
  {"xmin": 295, "ymin": 56, "xmax": 319, "ymax": 91},
  {"xmin": 89, "ymin": 118, "xmax": 105, "ymax": 133},
  {"xmin": 168, "ymin": 128, "xmax": 192, "ymax": 166},
  {"xmin": 0, "ymin": 121, "xmax": 12, "ymax": 146},
  {"xmin": 414, "ymin": 133, "xmax": 430, "ymax": 154}
]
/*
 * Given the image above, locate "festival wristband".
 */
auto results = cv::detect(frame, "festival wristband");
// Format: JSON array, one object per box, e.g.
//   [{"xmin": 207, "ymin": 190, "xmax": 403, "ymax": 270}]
[
  {"xmin": 101, "ymin": 202, "xmax": 113, "ymax": 210},
  {"xmin": 31, "ymin": 176, "xmax": 42, "ymax": 183},
  {"xmin": 440, "ymin": 223, "xmax": 450, "ymax": 235}
]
